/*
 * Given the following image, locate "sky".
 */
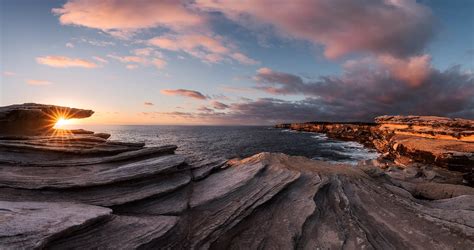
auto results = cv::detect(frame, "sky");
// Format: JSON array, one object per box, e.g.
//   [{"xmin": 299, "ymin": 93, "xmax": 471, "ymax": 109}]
[{"xmin": 1, "ymin": 0, "xmax": 473, "ymax": 125}]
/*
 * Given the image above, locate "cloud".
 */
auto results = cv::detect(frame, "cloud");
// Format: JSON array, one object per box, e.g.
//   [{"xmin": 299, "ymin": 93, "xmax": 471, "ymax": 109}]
[
  {"xmin": 66, "ymin": 42, "xmax": 74, "ymax": 48},
  {"xmin": 230, "ymin": 52, "xmax": 259, "ymax": 65},
  {"xmin": 77, "ymin": 38, "xmax": 115, "ymax": 47},
  {"xmin": 107, "ymin": 55, "xmax": 147, "ymax": 64},
  {"xmin": 36, "ymin": 56, "xmax": 98, "ymax": 68},
  {"xmin": 132, "ymin": 48, "xmax": 155, "ymax": 57},
  {"xmin": 52, "ymin": 0, "xmax": 205, "ymax": 38},
  {"xmin": 211, "ymin": 100, "xmax": 230, "ymax": 110},
  {"xmin": 26, "ymin": 79, "xmax": 53, "ymax": 85},
  {"xmin": 108, "ymin": 51, "xmax": 166, "ymax": 69},
  {"xmin": 126, "ymin": 65, "xmax": 138, "ymax": 70},
  {"xmin": 152, "ymin": 58, "xmax": 167, "ymax": 69},
  {"xmin": 197, "ymin": 106, "xmax": 214, "ymax": 112},
  {"xmin": 93, "ymin": 56, "xmax": 108, "ymax": 64},
  {"xmin": 196, "ymin": 0, "xmax": 435, "ymax": 59},
  {"xmin": 378, "ymin": 54, "xmax": 432, "ymax": 87},
  {"xmin": 144, "ymin": 102, "xmax": 154, "ymax": 106},
  {"xmin": 160, "ymin": 89, "xmax": 207, "ymax": 100},
  {"xmin": 148, "ymin": 34, "xmax": 256, "ymax": 64},
  {"xmin": 252, "ymin": 64, "xmax": 474, "ymax": 121},
  {"xmin": 3, "ymin": 71, "xmax": 16, "ymax": 76}
]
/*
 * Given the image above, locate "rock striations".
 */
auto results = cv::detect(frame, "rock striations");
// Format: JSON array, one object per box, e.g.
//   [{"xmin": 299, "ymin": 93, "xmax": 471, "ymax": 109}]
[{"xmin": 1, "ymin": 104, "xmax": 473, "ymax": 249}]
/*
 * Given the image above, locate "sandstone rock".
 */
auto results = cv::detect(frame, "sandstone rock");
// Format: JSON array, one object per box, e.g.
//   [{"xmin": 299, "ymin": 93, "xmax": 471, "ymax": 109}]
[
  {"xmin": 0, "ymin": 201, "xmax": 111, "ymax": 249},
  {"xmin": 275, "ymin": 122, "xmax": 376, "ymax": 147},
  {"xmin": 191, "ymin": 157, "xmax": 228, "ymax": 181},
  {"xmin": 375, "ymin": 115, "xmax": 474, "ymax": 141},
  {"xmin": 0, "ymin": 154, "xmax": 187, "ymax": 189},
  {"xmin": 0, "ymin": 171, "xmax": 191, "ymax": 207},
  {"xmin": 46, "ymin": 215, "xmax": 179, "ymax": 249},
  {"xmin": 0, "ymin": 103, "xmax": 93, "ymax": 136},
  {"xmin": 208, "ymin": 153, "xmax": 474, "ymax": 249}
]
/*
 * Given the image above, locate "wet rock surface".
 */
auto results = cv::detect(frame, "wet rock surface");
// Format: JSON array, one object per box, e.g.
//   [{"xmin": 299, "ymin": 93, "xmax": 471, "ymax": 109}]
[{"xmin": 1, "ymin": 104, "xmax": 473, "ymax": 249}]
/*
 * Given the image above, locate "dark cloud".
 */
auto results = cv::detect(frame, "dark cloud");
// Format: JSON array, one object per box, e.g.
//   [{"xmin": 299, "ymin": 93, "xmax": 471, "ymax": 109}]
[
  {"xmin": 197, "ymin": 106, "xmax": 214, "ymax": 112},
  {"xmin": 253, "ymin": 64, "xmax": 474, "ymax": 121},
  {"xmin": 144, "ymin": 102, "xmax": 154, "ymax": 106},
  {"xmin": 160, "ymin": 89, "xmax": 207, "ymax": 100},
  {"xmin": 157, "ymin": 63, "xmax": 473, "ymax": 124},
  {"xmin": 211, "ymin": 100, "xmax": 230, "ymax": 110}
]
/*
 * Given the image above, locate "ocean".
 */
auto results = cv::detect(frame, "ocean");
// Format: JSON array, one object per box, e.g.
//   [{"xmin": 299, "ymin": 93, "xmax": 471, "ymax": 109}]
[{"xmin": 81, "ymin": 125, "xmax": 379, "ymax": 165}]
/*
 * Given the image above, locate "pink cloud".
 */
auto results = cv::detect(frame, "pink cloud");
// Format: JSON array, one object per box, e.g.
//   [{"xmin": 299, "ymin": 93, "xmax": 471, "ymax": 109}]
[
  {"xmin": 93, "ymin": 56, "xmax": 108, "ymax": 64},
  {"xmin": 52, "ymin": 0, "xmax": 205, "ymax": 37},
  {"xmin": 378, "ymin": 54, "xmax": 432, "ymax": 87},
  {"xmin": 108, "ymin": 53, "xmax": 166, "ymax": 70},
  {"xmin": 126, "ymin": 65, "xmax": 138, "ymax": 70},
  {"xmin": 26, "ymin": 79, "xmax": 53, "ymax": 85},
  {"xmin": 151, "ymin": 58, "xmax": 167, "ymax": 69},
  {"xmin": 36, "ymin": 56, "xmax": 98, "ymax": 68},
  {"xmin": 196, "ymin": 0, "xmax": 434, "ymax": 59},
  {"xmin": 149, "ymin": 34, "xmax": 256, "ymax": 64},
  {"xmin": 3, "ymin": 71, "xmax": 16, "ymax": 77},
  {"xmin": 161, "ymin": 89, "xmax": 207, "ymax": 100}
]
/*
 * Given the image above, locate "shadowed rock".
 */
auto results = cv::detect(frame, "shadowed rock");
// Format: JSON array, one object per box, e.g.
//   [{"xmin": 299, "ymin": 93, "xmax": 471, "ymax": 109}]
[
  {"xmin": 0, "ymin": 103, "xmax": 93, "ymax": 136},
  {"xmin": 0, "ymin": 201, "xmax": 111, "ymax": 249}
]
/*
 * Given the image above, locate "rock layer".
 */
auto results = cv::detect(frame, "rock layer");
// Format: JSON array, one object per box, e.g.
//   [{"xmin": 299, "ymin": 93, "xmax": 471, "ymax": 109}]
[
  {"xmin": 276, "ymin": 122, "xmax": 376, "ymax": 147},
  {"xmin": 0, "ymin": 103, "xmax": 93, "ymax": 136}
]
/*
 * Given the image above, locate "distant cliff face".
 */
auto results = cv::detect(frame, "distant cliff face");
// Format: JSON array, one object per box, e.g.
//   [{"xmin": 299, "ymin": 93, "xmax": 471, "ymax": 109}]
[
  {"xmin": 275, "ymin": 122, "xmax": 377, "ymax": 147},
  {"xmin": 275, "ymin": 116, "xmax": 474, "ymax": 181},
  {"xmin": 372, "ymin": 116, "xmax": 474, "ymax": 174}
]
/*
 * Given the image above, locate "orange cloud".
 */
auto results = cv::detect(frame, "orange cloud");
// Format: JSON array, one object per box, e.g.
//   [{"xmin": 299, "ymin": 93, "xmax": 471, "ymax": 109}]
[
  {"xmin": 26, "ymin": 79, "xmax": 53, "ymax": 85},
  {"xmin": 36, "ymin": 56, "xmax": 98, "ymax": 68},
  {"xmin": 161, "ymin": 89, "xmax": 207, "ymax": 100},
  {"xmin": 52, "ymin": 0, "xmax": 204, "ymax": 37}
]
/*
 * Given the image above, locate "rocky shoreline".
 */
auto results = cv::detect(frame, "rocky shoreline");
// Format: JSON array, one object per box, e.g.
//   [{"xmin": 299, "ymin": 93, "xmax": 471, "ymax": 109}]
[
  {"xmin": 1, "ymin": 104, "xmax": 473, "ymax": 249},
  {"xmin": 276, "ymin": 116, "xmax": 474, "ymax": 186}
]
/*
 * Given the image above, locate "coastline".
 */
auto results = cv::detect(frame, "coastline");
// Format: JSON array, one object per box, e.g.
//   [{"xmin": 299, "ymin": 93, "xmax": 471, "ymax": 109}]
[{"xmin": 0, "ymin": 104, "xmax": 473, "ymax": 248}]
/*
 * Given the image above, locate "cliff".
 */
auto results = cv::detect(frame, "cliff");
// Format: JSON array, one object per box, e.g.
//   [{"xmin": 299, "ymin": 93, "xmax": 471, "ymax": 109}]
[
  {"xmin": 276, "ymin": 122, "xmax": 376, "ymax": 147},
  {"xmin": 276, "ymin": 116, "xmax": 473, "ymax": 184},
  {"xmin": 1, "ymin": 104, "xmax": 473, "ymax": 249}
]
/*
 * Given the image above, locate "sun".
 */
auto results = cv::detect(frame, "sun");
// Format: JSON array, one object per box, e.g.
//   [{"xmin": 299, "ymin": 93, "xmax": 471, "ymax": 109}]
[{"xmin": 53, "ymin": 118, "xmax": 70, "ymax": 129}]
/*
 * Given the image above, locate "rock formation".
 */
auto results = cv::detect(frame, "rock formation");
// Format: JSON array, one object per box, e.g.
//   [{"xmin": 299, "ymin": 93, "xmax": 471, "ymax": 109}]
[
  {"xmin": 275, "ymin": 122, "xmax": 376, "ymax": 147},
  {"xmin": 373, "ymin": 116, "xmax": 474, "ymax": 174},
  {"xmin": 0, "ymin": 103, "xmax": 93, "ymax": 136},
  {"xmin": 276, "ymin": 115, "xmax": 474, "ymax": 185},
  {"xmin": 1, "ymin": 104, "xmax": 473, "ymax": 249}
]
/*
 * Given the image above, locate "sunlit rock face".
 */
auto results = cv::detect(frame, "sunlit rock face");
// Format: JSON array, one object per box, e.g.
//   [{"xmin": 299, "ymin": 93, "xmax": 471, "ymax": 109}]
[
  {"xmin": 373, "ymin": 115, "xmax": 474, "ymax": 174},
  {"xmin": 0, "ymin": 103, "xmax": 93, "ymax": 136},
  {"xmin": 275, "ymin": 122, "xmax": 376, "ymax": 147}
]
